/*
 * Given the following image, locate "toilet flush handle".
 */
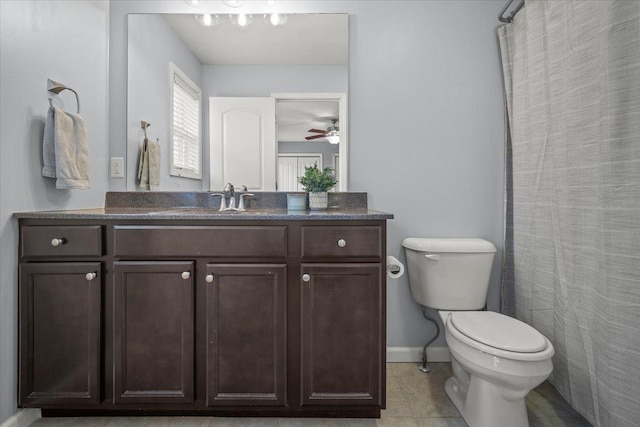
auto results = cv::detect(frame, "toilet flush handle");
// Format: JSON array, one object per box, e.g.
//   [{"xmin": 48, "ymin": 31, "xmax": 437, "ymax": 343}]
[{"xmin": 424, "ymin": 254, "xmax": 440, "ymax": 261}]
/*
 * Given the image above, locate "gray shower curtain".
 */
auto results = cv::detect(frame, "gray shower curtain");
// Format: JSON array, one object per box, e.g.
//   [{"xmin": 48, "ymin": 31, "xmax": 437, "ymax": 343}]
[{"xmin": 498, "ymin": 1, "xmax": 640, "ymax": 426}]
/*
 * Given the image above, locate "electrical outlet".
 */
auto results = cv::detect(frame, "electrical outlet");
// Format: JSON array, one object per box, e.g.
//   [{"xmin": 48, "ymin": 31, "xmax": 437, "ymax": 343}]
[{"xmin": 111, "ymin": 157, "xmax": 124, "ymax": 178}]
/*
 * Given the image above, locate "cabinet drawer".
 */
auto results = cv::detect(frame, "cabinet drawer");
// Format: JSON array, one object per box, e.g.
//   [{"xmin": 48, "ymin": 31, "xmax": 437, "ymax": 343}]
[
  {"xmin": 114, "ymin": 226, "xmax": 287, "ymax": 258},
  {"xmin": 301, "ymin": 226, "xmax": 382, "ymax": 259},
  {"xmin": 21, "ymin": 225, "xmax": 102, "ymax": 258}
]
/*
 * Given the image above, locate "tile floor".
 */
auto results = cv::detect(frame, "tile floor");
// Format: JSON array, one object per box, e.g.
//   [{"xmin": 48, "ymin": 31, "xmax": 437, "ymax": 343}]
[{"xmin": 31, "ymin": 363, "xmax": 591, "ymax": 427}]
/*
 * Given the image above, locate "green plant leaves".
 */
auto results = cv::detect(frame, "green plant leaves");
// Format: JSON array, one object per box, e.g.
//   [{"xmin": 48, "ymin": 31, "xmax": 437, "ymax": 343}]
[{"xmin": 298, "ymin": 163, "xmax": 338, "ymax": 192}]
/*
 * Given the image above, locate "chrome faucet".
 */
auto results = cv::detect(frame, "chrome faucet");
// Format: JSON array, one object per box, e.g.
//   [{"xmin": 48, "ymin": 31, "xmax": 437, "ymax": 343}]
[
  {"xmin": 211, "ymin": 183, "xmax": 254, "ymax": 212},
  {"xmin": 224, "ymin": 183, "xmax": 236, "ymax": 209}
]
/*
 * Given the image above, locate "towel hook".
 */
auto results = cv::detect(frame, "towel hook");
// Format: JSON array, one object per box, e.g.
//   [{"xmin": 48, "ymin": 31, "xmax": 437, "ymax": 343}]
[
  {"xmin": 47, "ymin": 79, "xmax": 80, "ymax": 114},
  {"xmin": 498, "ymin": 0, "xmax": 525, "ymax": 23},
  {"xmin": 141, "ymin": 121, "xmax": 151, "ymax": 140}
]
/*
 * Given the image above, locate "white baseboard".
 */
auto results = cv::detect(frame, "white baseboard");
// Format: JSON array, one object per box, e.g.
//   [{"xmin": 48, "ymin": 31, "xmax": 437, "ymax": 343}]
[
  {"xmin": 387, "ymin": 346, "xmax": 451, "ymax": 363},
  {"xmin": 0, "ymin": 409, "xmax": 41, "ymax": 427}
]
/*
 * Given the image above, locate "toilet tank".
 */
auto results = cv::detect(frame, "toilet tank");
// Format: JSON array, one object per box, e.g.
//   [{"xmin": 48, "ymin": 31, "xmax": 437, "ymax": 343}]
[{"xmin": 402, "ymin": 238, "xmax": 496, "ymax": 310}]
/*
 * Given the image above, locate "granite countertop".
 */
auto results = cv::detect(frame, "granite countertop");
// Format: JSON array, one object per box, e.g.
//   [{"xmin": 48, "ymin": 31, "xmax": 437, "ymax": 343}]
[
  {"xmin": 13, "ymin": 207, "xmax": 393, "ymax": 221},
  {"xmin": 13, "ymin": 192, "xmax": 394, "ymax": 220}
]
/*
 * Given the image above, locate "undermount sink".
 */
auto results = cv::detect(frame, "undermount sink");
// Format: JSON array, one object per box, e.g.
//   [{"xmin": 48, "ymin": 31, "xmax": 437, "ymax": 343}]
[{"xmin": 146, "ymin": 207, "xmax": 275, "ymax": 215}]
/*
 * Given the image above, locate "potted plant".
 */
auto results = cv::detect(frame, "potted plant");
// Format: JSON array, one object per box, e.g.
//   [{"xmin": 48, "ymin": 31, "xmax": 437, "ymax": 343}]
[{"xmin": 298, "ymin": 163, "xmax": 338, "ymax": 210}]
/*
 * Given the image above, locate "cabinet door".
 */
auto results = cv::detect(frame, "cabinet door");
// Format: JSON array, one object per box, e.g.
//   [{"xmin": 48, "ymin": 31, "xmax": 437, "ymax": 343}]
[
  {"xmin": 19, "ymin": 262, "xmax": 101, "ymax": 406},
  {"xmin": 300, "ymin": 263, "xmax": 382, "ymax": 406},
  {"xmin": 113, "ymin": 261, "xmax": 194, "ymax": 404},
  {"xmin": 206, "ymin": 264, "xmax": 286, "ymax": 407}
]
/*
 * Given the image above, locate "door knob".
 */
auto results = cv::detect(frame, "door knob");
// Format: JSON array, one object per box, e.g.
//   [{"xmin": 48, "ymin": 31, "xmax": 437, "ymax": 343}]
[
  {"xmin": 85, "ymin": 272, "xmax": 97, "ymax": 281},
  {"xmin": 337, "ymin": 238, "xmax": 347, "ymax": 248},
  {"xmin": 302, "ymin": 273, "xmax": 311, "ymax": 282},
  {"xmin": 182, "ymin": 271, "xmax": 191, "ymax": 280},
  {"xmin": 205, "ymin": 274, "xmax": 214, "ymax": 283}
]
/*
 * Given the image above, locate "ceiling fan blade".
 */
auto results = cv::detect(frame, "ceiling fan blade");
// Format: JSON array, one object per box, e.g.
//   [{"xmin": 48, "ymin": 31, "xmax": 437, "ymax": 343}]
[
  {"xmin": 305, "ymin": 134, "xmax": 326, "ymax": 140},
  {"xmin": 307, "ymin": 129, "xmax": 327, "ymax": 133}
]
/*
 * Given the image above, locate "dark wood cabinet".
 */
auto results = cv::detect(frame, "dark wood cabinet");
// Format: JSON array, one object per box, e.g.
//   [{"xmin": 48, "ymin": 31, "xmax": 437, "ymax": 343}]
[
  {"xmin": 205, "ymin": 264, "xmax": 287, "ymax": 407},
  {"xmin": 19, "ymin": 262, "xmax": 101, "ymax": 406},
  {"xmin": 300, "ymin": 263, "xmax": 382, "ymax": 406},
  {"xmin": 18, "ymin": 217, "xmax": 388, "ymax": 418},
  {"xmin": 113, "ymin": 261, "xmax": 195, "ymax": 404}
]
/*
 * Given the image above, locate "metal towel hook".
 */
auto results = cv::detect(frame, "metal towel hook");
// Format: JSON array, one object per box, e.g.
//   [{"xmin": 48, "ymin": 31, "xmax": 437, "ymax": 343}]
[
  {"xmin": 47, "ymin": 79, "xmax": 80, "ymax": 114},
  {"xmin": 498, "ymin": 0, "xmax": 525, "ymax": 23},
  {"xmin": 141, "ymin": 121, "xmax": 151, "ymax": 140}
]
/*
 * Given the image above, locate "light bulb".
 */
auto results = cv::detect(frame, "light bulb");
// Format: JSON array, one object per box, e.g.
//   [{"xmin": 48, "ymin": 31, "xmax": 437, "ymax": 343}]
[
  {"xmin": 230, "ymin": 13, "xmax": 253, "ymax": 28},
  {"xmin": 265, "ymin": 13, "xmax": 287, "ymax": 26},
  {"xmin": 185, "ymin": 0, "xmax": 199, "ymax": 6},
  {"xmin": 326, "ymin": 134, "xmax": 340, "ymax": 145},
  {"xmin": 195, "ymin": 14, "xmax": 219, "ymax": 27}
]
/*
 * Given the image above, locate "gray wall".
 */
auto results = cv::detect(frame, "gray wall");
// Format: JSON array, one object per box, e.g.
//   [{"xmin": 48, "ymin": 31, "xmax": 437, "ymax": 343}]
[
  {"xmin": 0, "ymin": 0, "xmax": 109, "ymax": 423},
  {"xmin": 109, "ymin": 1, "xmax": 505, "ymax": 351},
  {"xmin": 127, "ymin": 14, "xmax": 203, "ymax": 191}
]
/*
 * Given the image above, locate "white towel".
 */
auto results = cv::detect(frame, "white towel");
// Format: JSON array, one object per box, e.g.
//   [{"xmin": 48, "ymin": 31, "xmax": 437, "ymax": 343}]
[{"xmin": 42, "ymin": 106, "xmax": 90, "ymax": 189}]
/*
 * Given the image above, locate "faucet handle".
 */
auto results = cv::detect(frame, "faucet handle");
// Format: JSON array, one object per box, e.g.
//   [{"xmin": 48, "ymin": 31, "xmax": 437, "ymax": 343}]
[
  {"xmin": 223, "ymin": 183, "xmax": 234, "ymax": 193},
  {"xmin": 209, "ymin": 192, "xmax": 226, "ymax": 210},
  {"xmin": 237, "ymin": 193, "xmax": 255, "ymax": 211}
]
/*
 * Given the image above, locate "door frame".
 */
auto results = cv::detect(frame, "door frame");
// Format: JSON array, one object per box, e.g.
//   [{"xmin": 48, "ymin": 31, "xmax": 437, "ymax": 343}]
[{"xmin": 272, "ymin": 93, "xmax": 348, "ymax": 191}]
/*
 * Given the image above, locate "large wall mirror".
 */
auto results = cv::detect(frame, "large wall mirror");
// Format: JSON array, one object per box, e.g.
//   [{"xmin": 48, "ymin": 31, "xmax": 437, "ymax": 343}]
[{"xmin": 127, "ymin": 13, "xmax": 348, "ymax": 192}]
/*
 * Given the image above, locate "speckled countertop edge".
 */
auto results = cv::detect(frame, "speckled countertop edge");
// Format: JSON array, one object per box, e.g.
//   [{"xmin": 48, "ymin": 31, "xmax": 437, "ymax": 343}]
[
  {"xmin": 14, "ymin": 191, "xmax": 393, "ymax": 220},
  {"xmin": 13, "ymin": 207, "xmax": 393, "ymax": 221}
]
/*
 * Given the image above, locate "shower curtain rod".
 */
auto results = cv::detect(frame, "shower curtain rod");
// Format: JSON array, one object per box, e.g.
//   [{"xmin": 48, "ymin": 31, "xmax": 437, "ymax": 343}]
[{"xmin": 498, "ymin": 0, "xmax": 524, "ymax": 23}]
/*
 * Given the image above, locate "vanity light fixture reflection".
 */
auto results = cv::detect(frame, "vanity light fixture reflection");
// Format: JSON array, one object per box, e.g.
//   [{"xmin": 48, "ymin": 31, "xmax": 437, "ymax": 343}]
[
  {"xmin": 195, "ymin": 14, "xmax": 219, "ymax": 28},
  {"xmin": 230, "ymin": 13, "xmax": 253, "ymax": 28},
  {"xmin": 185, "ymin": 0, "xmax": 199, "ymax": 6},
  {"xmin": 223, "ymin": 0, "xmax": 244, "ymax": 7},
  {"xmin": 265, "ymin": 13, "xmax": 287, "ymax": 26}
]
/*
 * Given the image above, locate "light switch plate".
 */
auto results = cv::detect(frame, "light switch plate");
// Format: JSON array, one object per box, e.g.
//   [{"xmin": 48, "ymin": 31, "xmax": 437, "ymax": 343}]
[{"xmin": 111, "ymin": 157, "xmax": 124, "ymax": 178}]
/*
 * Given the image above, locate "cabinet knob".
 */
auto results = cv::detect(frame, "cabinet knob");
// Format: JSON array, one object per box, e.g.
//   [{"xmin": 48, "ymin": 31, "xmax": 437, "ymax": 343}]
[
  {"xmin": 337, "ymin": 238, "xmax": 347, "ymax": 248},
  {"xmin": 181, "ymin": 271, "xmax": 191, "ymax": 280},
  {"xmin": 85, "ymin": 272, "xmax": 97, "ymax": 281},
  {"xmin": 302, "ymin": 273, "xmax": 311, "ymax": 283},
  {"xmin": 51, "ymin": 238, "xmax": 66, "ymax": 247},
  {"xmin": 205, "ymin": 274, "xmax": 214, "ymax": 283}
]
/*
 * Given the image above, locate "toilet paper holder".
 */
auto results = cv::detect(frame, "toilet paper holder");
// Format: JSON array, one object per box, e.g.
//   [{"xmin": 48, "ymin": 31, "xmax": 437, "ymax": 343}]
[{"xmin": 386, "ymin": 255, "xmax": 405, "ymax": 279}]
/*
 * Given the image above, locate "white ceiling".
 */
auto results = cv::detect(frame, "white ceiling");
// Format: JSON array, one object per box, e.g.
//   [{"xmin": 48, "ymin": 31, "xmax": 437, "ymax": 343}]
[{"xmin": 163, "ymin": 13, "xmax": 348, "ymax": 65}]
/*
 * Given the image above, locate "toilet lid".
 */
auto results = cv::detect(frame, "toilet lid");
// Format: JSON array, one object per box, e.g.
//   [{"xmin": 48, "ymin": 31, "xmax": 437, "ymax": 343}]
[{"xmin": 449, "ymin": 312, "xmax": 548, "ymax": 353}]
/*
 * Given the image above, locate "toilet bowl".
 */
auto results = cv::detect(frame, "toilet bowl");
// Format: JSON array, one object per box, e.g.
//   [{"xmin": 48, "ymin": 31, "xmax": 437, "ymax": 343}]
[
  {"xmin": 440, "ymin": 311, "xmax": 554, "ymax": 427},
  {"xmin": 402, "ymin": 238, "xmax": 554, "ymax": 427}
]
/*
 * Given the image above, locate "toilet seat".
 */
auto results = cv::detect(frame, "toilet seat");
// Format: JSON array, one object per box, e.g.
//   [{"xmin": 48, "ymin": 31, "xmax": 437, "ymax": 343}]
[{"xmin": 445, "ymin": 311, "xmax": 554, "ymax": 362}]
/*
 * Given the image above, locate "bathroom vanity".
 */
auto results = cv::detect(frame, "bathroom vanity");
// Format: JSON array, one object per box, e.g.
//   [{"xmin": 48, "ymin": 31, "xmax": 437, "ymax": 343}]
[{"xmin": 15, "ymin": 192, "xmax": 392, "ymax": 418}]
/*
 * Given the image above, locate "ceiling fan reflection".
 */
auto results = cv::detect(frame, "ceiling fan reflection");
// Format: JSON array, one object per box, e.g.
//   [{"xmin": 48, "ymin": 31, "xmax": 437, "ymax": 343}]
[{"xmin": 305, "ymin": 119, "xmax": 339, "ymax": 144}]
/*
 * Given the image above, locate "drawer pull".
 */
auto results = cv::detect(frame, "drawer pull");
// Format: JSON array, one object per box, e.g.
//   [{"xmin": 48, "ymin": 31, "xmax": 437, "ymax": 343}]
[
  {"xmin": 85, "ymin": 272, "xmax": 97, "ymax": 281},
  {"xmin": 205, "ymin": 274, "xmax": 214, "ymax": 283},
  {"xmin": 181, "ymin": 271, "xmax": 191, "ymax": 280},
  {"xmin": 337, "ymin": 238, "xmax": 347, "ymax": 248},
  {"xmin": 51, "ymin": 238, "xmax": 66, "ymax": 247},
  {"xmin": 302, "ymin": 273, "xmax": 311, "ymax": 283}
]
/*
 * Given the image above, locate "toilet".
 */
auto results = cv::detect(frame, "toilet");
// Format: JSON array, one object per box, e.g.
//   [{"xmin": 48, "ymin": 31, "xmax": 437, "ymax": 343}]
[{"xmin": 402, "ymin": 238, "xmax": 554, "ymax": 427}]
